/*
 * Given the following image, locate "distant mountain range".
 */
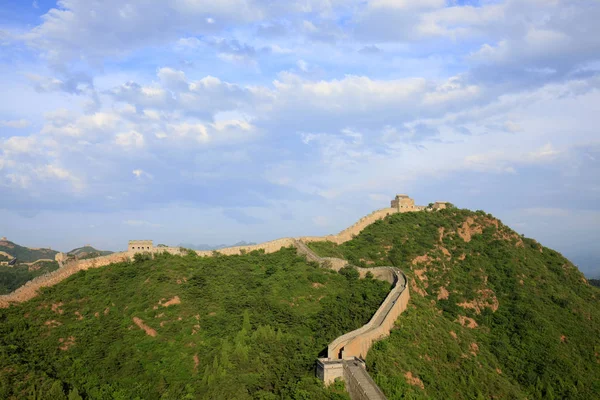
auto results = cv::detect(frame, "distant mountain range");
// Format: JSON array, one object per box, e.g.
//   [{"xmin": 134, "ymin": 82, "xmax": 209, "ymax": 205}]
[
  {"xmin": 0, "ymin": 239, "xmax": 114, "ymax": 264},
  {"xmin": 177, "ymin": 241, "xmax": 257, "ymax": 251},
  {"xmin": 0, "ymin": 239, "xmax": 58, "ymax": 263}
]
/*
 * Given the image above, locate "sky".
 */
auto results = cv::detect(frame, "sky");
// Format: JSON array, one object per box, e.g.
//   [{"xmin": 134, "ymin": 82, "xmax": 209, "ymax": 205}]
[{"xmin": 0, "ymin": 0, "xmax": 599, "ymax": 277}]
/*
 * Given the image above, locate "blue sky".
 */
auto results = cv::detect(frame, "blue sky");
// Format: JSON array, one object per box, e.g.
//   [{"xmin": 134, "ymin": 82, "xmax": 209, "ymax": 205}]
[{"xmin": 0, "ymin": 0, "xmax": 599, "ymax": 277}]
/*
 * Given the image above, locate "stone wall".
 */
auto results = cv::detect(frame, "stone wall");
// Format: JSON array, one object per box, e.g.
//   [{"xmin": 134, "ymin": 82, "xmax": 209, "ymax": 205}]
[
  {"xmin": 0, "ymin": 252, "xmax": 130, "ymax": 307},
  {"xmin": 301, "ymin": 208, "xmax": 399, "ymax": 245},
  {"xmin": 326, "ymin": 269, "xmax": 409, "ymax": 360},
  {"xmin": 195, "ymin": 238, "xmax": 297, "ymax": 257}
]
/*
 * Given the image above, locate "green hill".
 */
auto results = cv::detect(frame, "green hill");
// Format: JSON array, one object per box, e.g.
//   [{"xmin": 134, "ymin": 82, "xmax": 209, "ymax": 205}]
[
  {"xmin": 1, "ymin": 208, "xmax": 598, "ymax": 399},
  {"xmin": 0, "ymin": 248, "xmax": 388, "ymax": 399},
  {"xmin": 67, "ymin": 246, "xmax": 113, "ymax": 260},
  {"xmin": 308, "ymin": 208, "xmax": 600, "ymax": 399},
  {"xmin": 0, "ymin": 239, "xmax": 58, "ymax": 263},
  {"xmin": 0, "ymin": 261, "xmax": 60, "ymax": 295}
]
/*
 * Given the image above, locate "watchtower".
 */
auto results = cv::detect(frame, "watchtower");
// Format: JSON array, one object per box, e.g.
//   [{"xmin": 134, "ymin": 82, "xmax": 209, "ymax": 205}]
[
  {"xmin": 432, "ymin": 201, "xmax": 448, "ymax": 210},
  {"xmin": 128, "ymin": 240, "xmax": 153, "ymax": 253},
  {"xmin": 391, "ymin": 194, "xmax": 416, "ymax": 211}
]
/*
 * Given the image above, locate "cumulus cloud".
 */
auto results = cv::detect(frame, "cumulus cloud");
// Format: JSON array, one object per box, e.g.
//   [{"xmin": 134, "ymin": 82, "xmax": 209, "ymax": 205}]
[{"xmin": 1, "ymin": 0, "xmax": 599, "ymax": 273}]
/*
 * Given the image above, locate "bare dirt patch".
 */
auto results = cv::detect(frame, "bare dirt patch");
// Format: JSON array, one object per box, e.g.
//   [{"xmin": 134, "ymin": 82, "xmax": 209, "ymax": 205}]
[
  {"xmin": 496, "ymin": 368, "xmax": 502, "ymax": 374},
  {"xmin": 438, "ymin": 227, "xmax": 445, "ymax": 242},
  {"xmin": 74, "ymin": 311, "xmax": 83, "ymax": 320},
  {"xmin": 161, "ymin": 296, "xmax": 181, "ymax": 307},
  {"xmin": 404, "ymin": 372, "xmax": 425, "ymax": 389},
  {"xmin": 457, "ymin": 315, "xmax": 478, "ymax": 329},
  {"xmin": 437, "ymin": 286, "xmax": 449, "ymax": 300},
  {"xmin": 449, "ymin": 331, "xmax": 457, "ymax": 339},
  {"xmin": 412, "ymin": 254, "xmax": 432, "ymax": 266},
  {"xmin": 560, "ymin": 335, "xmax": 567, "ymax": 343},
  {"xmin": 458, "ymin": 288, "xmax": 499, "ymax": 314},
  {"xmin": 44, "ymin": 320, "xmax": 62, "ymax": 328},
  {"xmin": 458, "ymin": 253, "xmax": 466, "ymax": 261},
  {"xmin": 438, "ymin": 245, "xmax": 451, "ymax": 257},
  {"xmin": 193, "ymin": 354, "xmax": 199, "ymax": 372},
  {"xmin": 51, "ymin": 302, "xmax": 64, "ymax": 315},
  {"xmin": 133, "ymin": 317, "xmax": 157, "ymax": 337},
  {"xmin": 312, "ymin": 282, "xmax": 324, "ymax": 288},
  {"xmin": 414, "ymin": 269, "xmax": 428, "ymax": 288},
  {"xmin": 410, "ymin": 278, "xmax": 427, "ymax": 297},
  {"xmin": 470, "ymin": 342, "xmax": 479, "ymax": 356},
  {"xmin": 192, "ymin": 324, "xmax": 201, "ymax": 335},
  {"xmin": 59, "ymin": 336, "xmax": 75, "ymax": 351},
  {"xmin": 457, "ymin": 217, "xmax": 483, "ymax": 243}
]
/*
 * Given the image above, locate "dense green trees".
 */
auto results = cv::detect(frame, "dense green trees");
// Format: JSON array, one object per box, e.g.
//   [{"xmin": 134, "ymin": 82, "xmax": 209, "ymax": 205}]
[
  {"xmin": 0, "ymin": 248, "xmax": 387, "ymax": 399},
  {"xmin": 0, "ymin": 261, "xmax": 60, "ymax": 295},
  {"xmin": 309, "ymin": 209, "xmax": 600, "ymax": 399}
]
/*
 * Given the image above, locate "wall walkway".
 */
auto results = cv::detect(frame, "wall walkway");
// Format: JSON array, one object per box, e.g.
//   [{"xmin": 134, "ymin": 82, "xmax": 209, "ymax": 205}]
[{"xmin": 0, "ymin": 205, "xmax": 414, "ymax": 399}]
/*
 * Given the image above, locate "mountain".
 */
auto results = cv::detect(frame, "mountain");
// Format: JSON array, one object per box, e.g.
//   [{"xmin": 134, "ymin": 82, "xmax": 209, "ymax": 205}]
[
  {"xmin": 0, "ymin": 208, "xmax": 598, "ymax": 399},
  {"xmin": 67, "ymin": 246, "xmax": 113, "ymax": 260},
  {"xmin": 178, "ymin": 241, "xmax": 257, "ymax": 251},
  {"xmin": 0, "ymin": 238, "xmax": 58, "ymax": 263},
  {"xmin": 308, "ymin": 208, "xmax": 600, "ymax": 399},
  {"xmin": 590, "ymin": 279, "xmax": 600, "ymax": 288},
  {"xmin": 0, "ymin": 261, "xmax": 60, "ymax": 295}
]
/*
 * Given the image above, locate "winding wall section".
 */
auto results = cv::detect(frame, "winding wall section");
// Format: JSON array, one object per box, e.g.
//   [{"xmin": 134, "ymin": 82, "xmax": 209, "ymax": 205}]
[{"xmin": 0, "ymin": 204, "xmax": 417, "ymax": 399}]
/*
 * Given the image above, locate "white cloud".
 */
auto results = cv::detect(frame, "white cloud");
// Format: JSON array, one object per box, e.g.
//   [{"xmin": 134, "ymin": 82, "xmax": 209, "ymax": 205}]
[
  {"xmin": 0, "ymin": 119, "xmax": 30, "ymax": 128},
  {"xmin": 115, "ymin": 130, "xmax": 145, "ymax": 148}
]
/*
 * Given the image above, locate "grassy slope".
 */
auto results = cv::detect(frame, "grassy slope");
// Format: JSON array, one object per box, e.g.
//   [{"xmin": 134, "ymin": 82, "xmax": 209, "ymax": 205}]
[
  {"xmin": 308, "ymin": 209, "xmax": 600, "ymax": 399},
  {"xmin": 0, "ymin": 248, "xmax": 389, "ymax": 400},
  {"xmin": 0, "ymin": 261, "xmax": 60, "ymax": 295},
  {"xmin": 0, "ymin": 240, "xmax": 58, "ymax": 263},
  {"xmin": 67, "ymin": 246, "xmax": 113, "ymax": 260}
]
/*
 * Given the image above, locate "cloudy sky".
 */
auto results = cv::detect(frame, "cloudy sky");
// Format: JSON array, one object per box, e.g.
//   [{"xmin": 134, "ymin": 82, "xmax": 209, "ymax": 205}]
[{"xmin": 0, "ymin": 0, "xmax": 599, "ymax": 276}]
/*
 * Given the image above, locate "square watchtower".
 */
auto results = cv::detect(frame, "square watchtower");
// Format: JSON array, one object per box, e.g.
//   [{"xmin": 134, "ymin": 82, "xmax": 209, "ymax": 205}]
[
  {"xmin": 128, "ymin": 240, "xmax": 153, "ymax": 253},
  {"xmin": 391, "ymin": 194, "xmax": 416, "ymax": 211}
]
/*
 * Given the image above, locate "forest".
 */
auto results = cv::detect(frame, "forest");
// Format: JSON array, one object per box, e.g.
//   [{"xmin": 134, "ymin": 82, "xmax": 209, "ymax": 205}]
[
  {"xmin": 0, "ymin": 261, "xmax": 60, "ymax": 295},
  {"xmin": 0, "ymin": 247, "xmax": 388, "ymax": 399}
]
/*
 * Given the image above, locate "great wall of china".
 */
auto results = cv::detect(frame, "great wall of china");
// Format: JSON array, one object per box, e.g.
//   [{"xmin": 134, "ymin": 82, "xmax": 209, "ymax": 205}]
[{"xmin": 0, "ymin": 195, "xmax": 447, "ymax": 399}]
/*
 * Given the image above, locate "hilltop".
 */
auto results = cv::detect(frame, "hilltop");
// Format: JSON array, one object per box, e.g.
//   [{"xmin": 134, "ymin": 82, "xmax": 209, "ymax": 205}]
[
  {"xmin": 0, "ymin": 239, "xmax": 57, "ymax": 263},
  {"xmin": 309, "ymin": 209, "xmax": 600, "ymax": 399},
  {"xmin": 0, "ymin": 206, "xmax": 598, "ymax": 399},
  {"xmin": 67, "ymin": 246, "xmax": 113, "ymax": 260}
]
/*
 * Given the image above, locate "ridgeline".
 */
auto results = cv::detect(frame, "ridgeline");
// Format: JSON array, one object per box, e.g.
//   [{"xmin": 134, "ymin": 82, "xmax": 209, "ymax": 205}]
[{"xmin": 0, "ymin": 205, "xmax": 598, "ymax": 399}]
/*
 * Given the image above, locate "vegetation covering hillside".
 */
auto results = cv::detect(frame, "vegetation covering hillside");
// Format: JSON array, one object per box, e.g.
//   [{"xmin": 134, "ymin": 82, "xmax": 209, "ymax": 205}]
[
  {"xmin": 0, "ymin": 239, "xmax": 58, "ymax": 263},
  {"xmin": 309, "ymin": 209, "xmax": 600, "ymax": 399},
  {"xmin": 67, "ymin": 246, "xmax": 113, "ymax": 260},
  {"xmin": 0, "ymin": 261, "xmax": 60, "ymax": 295},
  {"xmin": 0, "ymin": 248, "xmax": 389, "ymax": 399}
]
